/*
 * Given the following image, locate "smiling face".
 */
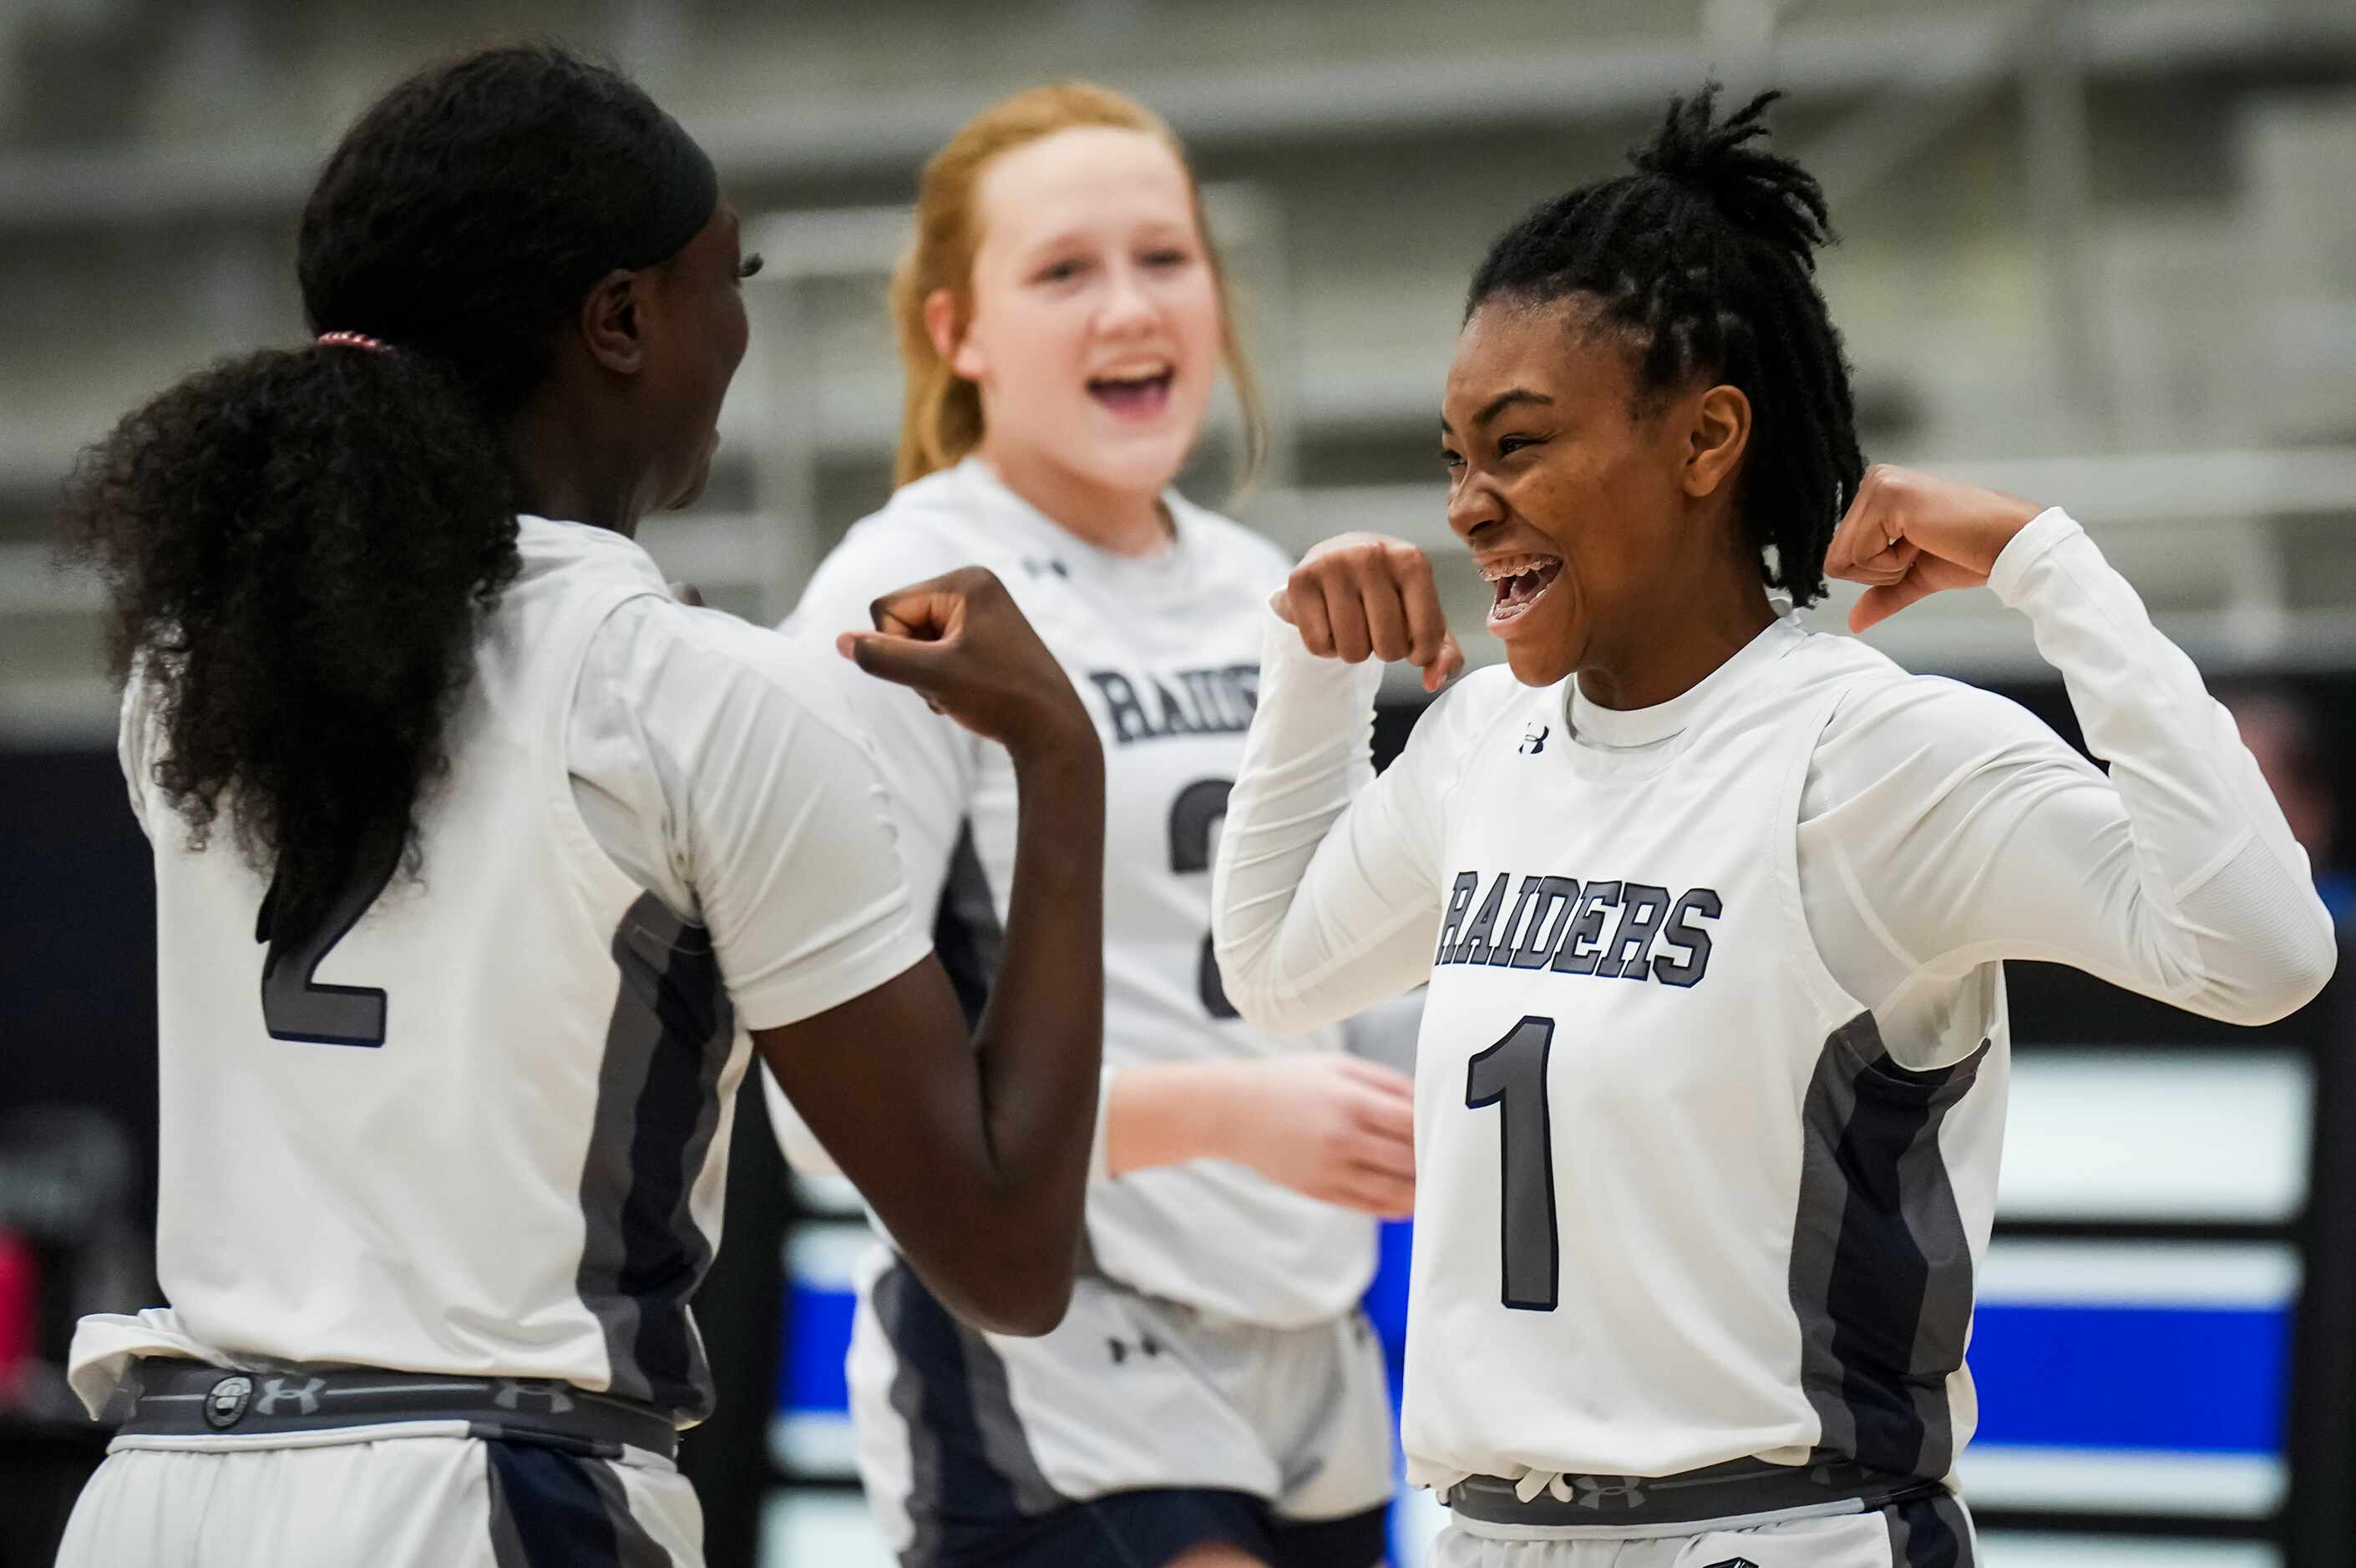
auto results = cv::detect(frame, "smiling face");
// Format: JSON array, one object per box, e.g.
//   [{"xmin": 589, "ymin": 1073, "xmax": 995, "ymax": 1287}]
[
  {"xmin": 636, "ymin": 203, "xmax": 755, "ymax": 512},
  {"xmin": 946, "ymin": 126, "xmax": 1222, "ymax": 503},
  {"xmin": 1441, "ymin": 295, "xmax": 1748, "ymax": 689}
]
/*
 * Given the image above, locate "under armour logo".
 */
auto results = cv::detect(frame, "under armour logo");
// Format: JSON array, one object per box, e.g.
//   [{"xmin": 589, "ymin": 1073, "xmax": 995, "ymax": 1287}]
[
  {"xmin": 1703, "ymin": 1559, "xmax": 1761, "ymax": 1568},
  {"xmin": 1568, "ymin": 1474, "xmax": 1646, "ymax": 1510},
  {"xmin": 255, "ymin": 1376, "xmax": 325, "ymax": 1416},
  {"xmin": 1106, "ymin": 1333, "xmax": 1163, "ymax": 1366},
  {"xmin": 1022, "ymin": 558, "xmax": 1069, "ymax": 579},
  {"xmin": 1518, "ymin": 724, "xmax": 1548, "ymax": 755},
  {"xmin": 203, "ymin": 1374, "xmax": 254, "ymax": 1429},
  {"xmin": 493, "ymin": 1378, "xmax": 576, "ymax": 1414}
]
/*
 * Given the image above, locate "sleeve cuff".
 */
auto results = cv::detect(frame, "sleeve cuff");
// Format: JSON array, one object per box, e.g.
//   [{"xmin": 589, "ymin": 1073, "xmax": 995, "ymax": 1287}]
[
  {"xmin": 1987, "ymin": 506, "xmax": 2083, "ymax": 608},
  {"xmin": 734, "ymin": 926, "xmax": 934, "ymax": 1034}
]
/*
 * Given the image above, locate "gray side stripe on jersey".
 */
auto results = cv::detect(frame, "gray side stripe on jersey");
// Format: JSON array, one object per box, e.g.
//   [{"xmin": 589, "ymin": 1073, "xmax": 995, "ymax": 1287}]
[
  {"xmin": 1882, "ymin": 1486, "xmax": 1974, "ymax": 1567},
  {"xmin": 878, "ymin": 1258, "xmax": 1062, "ymax": 1560},
  {"xmin": 1789, "ymin": 1012, "xmax": 1989, "ymax": 1481},
  {"xmin": 575, "ymin": 893, "xmax": 736, "ymax": 1421},
  {"xmin": 933, "ymin": 821, "xmax": 1003, "ymax": 1029}
]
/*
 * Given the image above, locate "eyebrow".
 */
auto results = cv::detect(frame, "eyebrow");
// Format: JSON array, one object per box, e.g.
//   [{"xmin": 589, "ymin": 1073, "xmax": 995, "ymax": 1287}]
[{"xmin": 1438, "ymin": 388, "xmax": 1554, "ymax": 436}]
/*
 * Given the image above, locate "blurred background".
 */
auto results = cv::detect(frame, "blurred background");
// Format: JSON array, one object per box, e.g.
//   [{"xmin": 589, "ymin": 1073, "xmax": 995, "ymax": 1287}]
[{"xmin": 3, "ymin": 1, "xmax": 2354, "ymax": 1565}]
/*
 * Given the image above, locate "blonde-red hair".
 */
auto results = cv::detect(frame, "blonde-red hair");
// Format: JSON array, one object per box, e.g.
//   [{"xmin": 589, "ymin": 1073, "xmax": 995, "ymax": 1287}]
[{"xmin": 890, "ymin": 81, "xmax": 1265, "ymax": 489}]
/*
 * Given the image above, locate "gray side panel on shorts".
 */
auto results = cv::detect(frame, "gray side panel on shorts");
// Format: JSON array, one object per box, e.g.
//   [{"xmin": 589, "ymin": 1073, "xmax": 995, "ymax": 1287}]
[
  {"xmin": 1882, "ymin": 1488, "xmax": 1975, "ymax": 1567},
  {"xmin": 584, "ymin": 1457, "xmax": 676, "ymax": 1568},
  {"xmin": 877, "ymin": 1259, "xmax": 1063, "ymax": 1562},
  {"xmin": 1789, "ymin": 1012, "xmax": 1987, "ymax": 1479},
  {"xmin": 575, "ymin": 893, "xmax": 737, "ymax": 1420}
]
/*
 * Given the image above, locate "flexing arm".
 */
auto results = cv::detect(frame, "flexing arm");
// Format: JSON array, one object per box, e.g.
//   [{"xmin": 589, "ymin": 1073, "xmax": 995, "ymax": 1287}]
[
  {"xmin": 754, "ymin": 569, "xmax": 1104, "ymax": 1336},
  {"xmin": 1212, "ymin": 536, "xmax": 1469, "ymax": 1034},
  {"xmin": 1821, "ymin": 468, "xmax": 2336, "ymax": 1033}
]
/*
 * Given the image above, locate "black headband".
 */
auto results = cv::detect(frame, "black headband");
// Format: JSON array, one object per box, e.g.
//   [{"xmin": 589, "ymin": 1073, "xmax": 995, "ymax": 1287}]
[{"xmin": 611, "ymin": 110, "xmax": 720, "ymax": 271}]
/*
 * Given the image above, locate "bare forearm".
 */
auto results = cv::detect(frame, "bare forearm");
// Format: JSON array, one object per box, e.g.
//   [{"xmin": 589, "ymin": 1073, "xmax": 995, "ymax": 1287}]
[
  {"xmin": 969, "ymin": 746, "xmax": 1106, "ymax": 1282},
  {"xmin": 1102, "ymin": 1062, "xmax": 1234, "ymax": 1177}
]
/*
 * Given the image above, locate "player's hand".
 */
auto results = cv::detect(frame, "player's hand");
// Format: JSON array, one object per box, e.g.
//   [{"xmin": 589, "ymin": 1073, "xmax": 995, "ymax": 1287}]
[
  {"xmin": 840, "ymin": 567, "xmax": 1095, "ymax": 760},
  {"xmin": 1274, "ymin": 533, "xmax": 1463, "ymax": 694},
  {"xmin": 1824, "ymin": 465, "xmax": 2045, "ymax": 633},
  {"xmin": 1212, "ymin": 1055, "xmax": 1416, "ymax": 1218}
]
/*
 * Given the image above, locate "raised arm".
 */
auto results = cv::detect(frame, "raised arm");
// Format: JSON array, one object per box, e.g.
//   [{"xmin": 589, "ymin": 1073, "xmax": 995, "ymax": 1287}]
[
  {"xmin": 749, "ymin": 569, "xmax": 1104, "ymax": 1336},
  {"xmin": 1212, "ymin": 535, "xmax": 1469, "ymax": 1035},
  {"xmin": 1821, "ymin": 468, "xmax": 2336, "ymax": 1029}
]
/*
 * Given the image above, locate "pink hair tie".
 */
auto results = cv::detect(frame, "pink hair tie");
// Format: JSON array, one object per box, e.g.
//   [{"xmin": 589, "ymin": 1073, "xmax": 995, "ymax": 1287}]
[{"xmin": 316, "ymin": 331, "xmax": 389, "ymax": 352}]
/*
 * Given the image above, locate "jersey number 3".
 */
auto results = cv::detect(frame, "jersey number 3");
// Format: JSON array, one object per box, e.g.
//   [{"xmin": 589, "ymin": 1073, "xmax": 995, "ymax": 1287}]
[
  {"xmin": 1465, "ymin": 1014, "xmax": 1558, "ymax": 1310},
  {"xmin": 256, "ymin": 849, "xmax": 399, "ymax": 1048},
  {"xmin": 1168, "ymin": 778, "xmax": 1239, "ymax": 1021}
]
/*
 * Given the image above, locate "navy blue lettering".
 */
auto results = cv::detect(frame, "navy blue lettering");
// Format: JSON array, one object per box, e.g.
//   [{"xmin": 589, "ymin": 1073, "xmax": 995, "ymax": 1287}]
[
  {"xmin": 1436, "ymin": 872, "xmax": 1481, "ymax": 964},
  {"xmin": 1487, "ymin": 876, "xmax": 1548, "ymax": 967},
  {"xmin": 1548, "ymin": 880, "xmax": 1621, "ymax": 975},
  {"xmin": 1598, "ymin": 883, "xmax": 1671, "ymax": 979},
  {"xmin": 1509, "ymin": 876, "xmax": 1579, "ymax": 969},
  {"xmin": 1651, "ymin": 888, "xmax": 1723, "ymax": 987},
  {"xmin": 1453, "ymin": 873, "xmax": 1512, "ymax": 965}
]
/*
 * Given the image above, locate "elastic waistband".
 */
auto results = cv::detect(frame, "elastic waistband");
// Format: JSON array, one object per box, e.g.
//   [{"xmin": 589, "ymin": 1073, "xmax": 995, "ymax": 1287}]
[
  {"xmin": 106, "ymin": 1358, "xmax": 678, "ymax": 1461},
  {"xmin": 1444, "ymin": 1455, "xmax": 1943, "ymax": 1538}
]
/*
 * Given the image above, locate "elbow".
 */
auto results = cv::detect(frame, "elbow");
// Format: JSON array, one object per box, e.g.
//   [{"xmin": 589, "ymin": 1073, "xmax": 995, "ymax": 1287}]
[
  {"xmin": 2201, "ymin": 919, "xmax": 2340, "ymax": 1028},
  {"xmin": 2252, "ymin": 921, "xmax": 2339, "ymax": 1025},
  {"xmin": 949, "ymin": 1247, "xmax": 1075, "ymax": 1338}
]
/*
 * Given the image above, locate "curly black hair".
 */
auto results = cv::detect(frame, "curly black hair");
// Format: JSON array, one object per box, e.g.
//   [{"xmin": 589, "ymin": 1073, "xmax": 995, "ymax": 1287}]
[
  {"xmin": 62, "ymin": 43, "xmax": 689, "ymax": 946},
  {"xmin": 1465, "ymin": 83, "xmax": 1862, "ymax": 607}
]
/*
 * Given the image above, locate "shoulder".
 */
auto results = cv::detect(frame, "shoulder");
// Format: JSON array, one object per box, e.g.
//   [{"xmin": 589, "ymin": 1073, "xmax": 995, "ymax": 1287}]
[
  {"xmin": 1172, "ymin": 494, "xmax": 1291, "ymax": 575},
  {"xmin": 588, "ymin": 596, "xmax": 879, "ymax": 761},
  {"xmin": 788, "ymin": 478, "xmax": 1001, "ymax": 636},
  {"xmin": 1809, "ymin": 636, "xmax": 2083, "ymax": 779},
  {"xmin": 1403, "ymin": 665, "xmax": 1535, "ymax": 766}
]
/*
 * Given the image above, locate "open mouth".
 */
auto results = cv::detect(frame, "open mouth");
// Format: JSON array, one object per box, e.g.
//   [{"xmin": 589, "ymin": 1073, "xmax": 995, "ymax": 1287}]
[
  {"xmin": 1481, "ymin": 553, "xmax": 1564, "ymax": 627},
  {"xmin": 1087, "ymin": 367, "xmax": 1174, "ymax": 420}
]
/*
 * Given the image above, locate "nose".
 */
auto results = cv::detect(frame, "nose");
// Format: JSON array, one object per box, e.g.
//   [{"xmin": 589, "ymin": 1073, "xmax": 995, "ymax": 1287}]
[
  {"xmin": 1096, "ymin": 259, "xmax": 1157, "ymax": 337},
  {"xmin": 1447, "ymin": 467, "xmax": 1504, "ymax": 544}
]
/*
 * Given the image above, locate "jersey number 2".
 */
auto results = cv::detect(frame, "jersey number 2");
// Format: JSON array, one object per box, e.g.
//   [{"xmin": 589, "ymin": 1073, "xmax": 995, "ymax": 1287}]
[
  {"xmin": 256, "ymin": 852, "xmax": 399, "ymax": 1047},
  {"xmin": 1464, "ymin": 1014, "xmax": 1558, "ymax": 1310},
  {"xmin": 1168, "ymin": 778, "xmax": 1239, "ymax": 1020}
]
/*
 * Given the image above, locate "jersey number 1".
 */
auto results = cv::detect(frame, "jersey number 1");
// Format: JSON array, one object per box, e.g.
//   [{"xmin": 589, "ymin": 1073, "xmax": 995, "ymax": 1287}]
[
  {"xmin": 1464, "ymin": 1014, "xmax": 1558, "ymax": 1310},
  {"xmin": 256, "ymin": 849, "xmax": 399, "ymax": 1047},
  {"xmin": 1168, "ymin": 778, "xmax": 1239, "ymax": 1020}
]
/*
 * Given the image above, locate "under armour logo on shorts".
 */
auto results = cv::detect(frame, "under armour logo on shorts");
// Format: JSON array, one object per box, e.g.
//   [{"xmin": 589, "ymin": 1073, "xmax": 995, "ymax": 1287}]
[
  {"xmin": 203, "ymin": 1374, "xmax": 254, "ymax": 1429},
  {"xmin": 1568, "ymin": 1474, "xmax": 1646, "ymax": 1510},
  {"xmin": 1702, "ymin": 1559, "xmax": 1761, "ymax": 1568},
  {"xmin": 493, "ymin": 1378, "xmax": 576, "ymax": 1414},
  {"xmin": 255, "ymin": 1376, "xmax": 325, "ymax": 1416}
]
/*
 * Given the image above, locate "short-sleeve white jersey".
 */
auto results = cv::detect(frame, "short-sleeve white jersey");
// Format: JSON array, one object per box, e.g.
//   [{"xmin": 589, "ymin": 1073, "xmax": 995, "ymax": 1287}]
[
  {"xmin": 73, "ymin": 515, "xmax": 930, "ymax": 1424},
  {"xmin": 766, "ymin": 457, "xmax": 1376, "ymax": 1328}
]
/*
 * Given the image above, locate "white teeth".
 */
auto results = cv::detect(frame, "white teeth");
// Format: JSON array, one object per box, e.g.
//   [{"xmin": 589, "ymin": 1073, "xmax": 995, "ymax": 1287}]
[{"xmin": 1479, "ymin": 556, "xmax": 1559, "ymax": 583}]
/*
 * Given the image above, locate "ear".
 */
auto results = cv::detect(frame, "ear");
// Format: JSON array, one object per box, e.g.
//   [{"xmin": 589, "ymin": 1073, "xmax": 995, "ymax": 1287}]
[
  {"xmin": 1682, "ymin": 383, "xmax": 1751, "ymax": 499},
  {"xmin": 925, "ymin": 287, "xmax": 985, "ymax": 382},
  {"xmin": 579, "ymin": 268, "xmax": 646, "ymax": 376}
]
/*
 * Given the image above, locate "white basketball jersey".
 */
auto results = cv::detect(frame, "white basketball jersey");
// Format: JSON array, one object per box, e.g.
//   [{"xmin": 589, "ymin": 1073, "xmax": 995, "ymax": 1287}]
[
  {"xmin": 87, "ymin": 520, "xmax": 753, "ymax": 1423},
  {"xmin": 773, "ymin": 460, "xmax": 1374, "ymax": 1326},
  {"xmin": 1401, "ymin": 630, "xmax": 2009, "ymax": 1489}
]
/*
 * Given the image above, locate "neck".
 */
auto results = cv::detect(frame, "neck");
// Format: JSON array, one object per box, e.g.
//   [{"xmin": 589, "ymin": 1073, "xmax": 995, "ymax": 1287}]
[
  {"xmin": 977, "ymin": 437, "xmax": 1170, "ymax": 558},
  {"xmin": 1575, "ymin": 550, "xmax": 1778, "ymax": 713},
  {"xmin": 504, "ymin": 387, "xmax": 655, "ymax": 538}
]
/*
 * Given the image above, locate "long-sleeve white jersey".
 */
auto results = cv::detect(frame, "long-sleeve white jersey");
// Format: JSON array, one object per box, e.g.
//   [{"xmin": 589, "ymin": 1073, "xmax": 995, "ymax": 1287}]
[
  {"xmin": 766, "ymin": 457, "xmax": 1376, "ymax": 1327},
  {"xmin": 1210, "ymin": 506, "xmax": 2335, "ymax": 1492}
]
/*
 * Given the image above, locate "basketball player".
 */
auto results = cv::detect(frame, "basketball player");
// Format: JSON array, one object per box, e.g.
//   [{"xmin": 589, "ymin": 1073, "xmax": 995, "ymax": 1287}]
[
  {"xmin": 1209, "ymin": 88, "xmax": 2336, "ymax": 1567},
  {"xmin": 53, "ymin": 46, "xmax": 1107, "ymax": 1567},
  {"xmin": 764, "ymin": 83, "xmax": 1404, "ymax": 1568}
]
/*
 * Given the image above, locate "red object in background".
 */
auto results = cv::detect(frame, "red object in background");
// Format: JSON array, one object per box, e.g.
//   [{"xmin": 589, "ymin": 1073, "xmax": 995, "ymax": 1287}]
[{"xmin": 0, "ymin": 1226, "xmax": 36, "ymax": 1384}]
